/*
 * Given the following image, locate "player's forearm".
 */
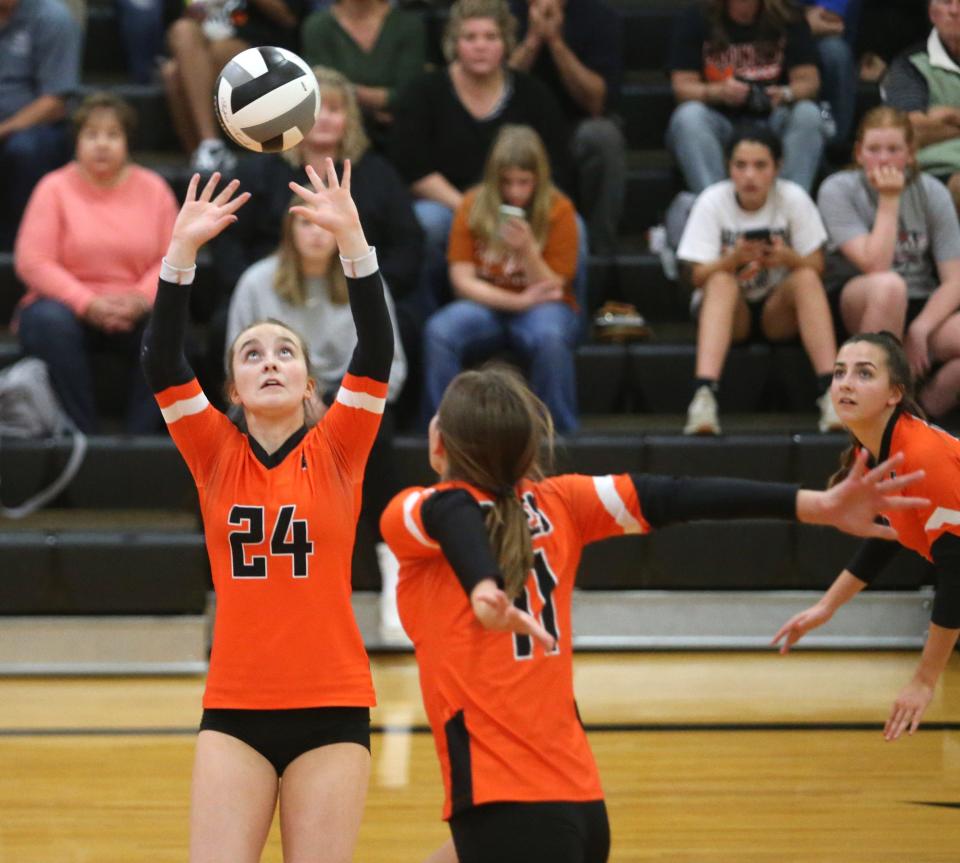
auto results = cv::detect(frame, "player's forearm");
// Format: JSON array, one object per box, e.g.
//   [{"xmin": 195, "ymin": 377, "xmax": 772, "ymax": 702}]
[
  {"xmin": 912, "ymin": 623, "xmax": 960, "ymax": 688},
  {"xmin": 344, "ymin": 249, "xmax": 393, "ymax": 383},
  {"xmin": 816, "ymin": 570, "xmax": 867, "ymax": 614}
]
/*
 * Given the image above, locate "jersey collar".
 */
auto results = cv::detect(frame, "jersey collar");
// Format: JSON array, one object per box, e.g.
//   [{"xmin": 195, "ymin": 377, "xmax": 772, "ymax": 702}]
[
  {"xmin": 875, "ymin": 405, "xmax": 904, "ymax": 467},
  {"xmin": 248, "ymin": 425, "xmax": 309, "ymax": 469}
]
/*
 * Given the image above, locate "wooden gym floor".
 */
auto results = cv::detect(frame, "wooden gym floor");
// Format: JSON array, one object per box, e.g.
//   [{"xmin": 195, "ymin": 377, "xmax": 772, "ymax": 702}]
[{"xmin": 2, "ymin": 652, "xmax": 960, "ymax": 862}]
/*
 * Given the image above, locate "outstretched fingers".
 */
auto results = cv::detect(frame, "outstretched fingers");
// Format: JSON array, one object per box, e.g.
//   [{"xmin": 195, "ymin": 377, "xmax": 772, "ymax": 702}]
[
  {"xmin": 211, "ymin": 177, "xmax": 242, "ymax": 207},
  {"xmin": 199, "ymin": 171, "xmax": 223, "ymax": 203},
  {"xmin": 875, "ymin": 468, "xmax": 926, "ymax": 495},
  {"xmin": 862, "ymin": 450, "xmax": 905, "ymax": 484},
  {"xmin": 185, "ymin": 172, "xmax": 201, "ymax": 202}
]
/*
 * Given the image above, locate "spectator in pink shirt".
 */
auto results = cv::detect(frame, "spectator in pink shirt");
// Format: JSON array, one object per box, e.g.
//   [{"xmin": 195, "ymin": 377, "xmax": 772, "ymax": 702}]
[{"xmin": 14, "ymin": 92, "xmax": 178, "ymax": 433}]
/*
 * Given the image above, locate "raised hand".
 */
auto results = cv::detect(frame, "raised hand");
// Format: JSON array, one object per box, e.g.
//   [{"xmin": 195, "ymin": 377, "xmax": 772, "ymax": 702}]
[
  {"xmin": 471, "ymin": 580, "xmax": 557, "ymax": 652},
  {"xmin": 289, "ymin": 159, "xmax": 367, "ymax": 258},
  {"xmin": 812, "ymin": 450, "xmax": 929, "ymax": 539},
  {"xmin": 168, "ymin": 172, "xmax": 249, "ymax": 266}
]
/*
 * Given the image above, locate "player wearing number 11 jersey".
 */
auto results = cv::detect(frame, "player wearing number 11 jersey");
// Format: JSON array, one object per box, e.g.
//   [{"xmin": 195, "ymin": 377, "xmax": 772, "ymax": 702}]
[{"xmin": 381, "ymin": 366, "xmax": 929, "ymax": 863}]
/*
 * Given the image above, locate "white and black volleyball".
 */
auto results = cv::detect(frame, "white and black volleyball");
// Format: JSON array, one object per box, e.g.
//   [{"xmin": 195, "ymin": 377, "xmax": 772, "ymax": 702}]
[{"xmin": 215, "ymin": 47, "xmax": 320, "ymax": 153}]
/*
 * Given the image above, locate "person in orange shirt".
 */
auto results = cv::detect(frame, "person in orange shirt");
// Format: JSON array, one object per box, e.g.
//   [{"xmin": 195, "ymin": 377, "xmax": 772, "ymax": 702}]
[
  {"xmin": 381, "ymin": 364, "xmax": 927, "ymax": 863},
  {"xmin": 140, "ymin": 161, "xmax": 393, "ymax": 863},
  {"xmin": 774, "ymin": 331, "xmax": 960, "ymax": 742},
  {"xmin": 422, "ymin": 124, "xmax": 581, "ymax": 432}
]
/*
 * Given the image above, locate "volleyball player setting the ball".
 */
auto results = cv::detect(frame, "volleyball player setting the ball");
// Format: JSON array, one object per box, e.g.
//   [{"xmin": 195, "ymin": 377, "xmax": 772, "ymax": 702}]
[
  {"xmin": 381, "ymin": 365, "xmax": 928, "ymax": 863},
  {"xmin": 141, "ymin": 162, "xmax": 392, "ymax": 863},
  {"xmin": 775, "ymin": 332, "xmax": 960, "ymax": 742}
]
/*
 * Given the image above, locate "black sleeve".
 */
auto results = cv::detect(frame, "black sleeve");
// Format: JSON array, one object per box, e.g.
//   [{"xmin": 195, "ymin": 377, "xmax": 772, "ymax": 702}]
[
  {"xmin": 388, "ymin": 72, "xmax": 438, "ymax": 185},
  {"xmin": 523, "ymin": 76, "xmax": 574, "ymax": 194},
  {"xmin": 931, "ymin": 533, "xmax": 960, "ymax": 629},
  {"xmin": 421, "ymin": 489, "xmax": 502, "ymax": 597},
  {"xmin": 141, "ymin": 279, "xmax": 194, "ymax": 393},
  {"xmin": 346, "ymin": 270, "xmax": 394, "ymax": 383},
  {"xmin": 668, "ymin": 5, "xmax": 706, "ymax": 74},
  {"xmin": 356, "ymin": 156, "xmax": 425, "ymax": 301},
  {"xmin": 783, "ymin": 19, "xmax": 818, "ymax": 73},
  {"xmin": 844, "ymin": 537, "xmax": 900, "ymax": 585},
  {"xmin": 629, "ymin": 473, "xmax": 798, "ymax": 528}
]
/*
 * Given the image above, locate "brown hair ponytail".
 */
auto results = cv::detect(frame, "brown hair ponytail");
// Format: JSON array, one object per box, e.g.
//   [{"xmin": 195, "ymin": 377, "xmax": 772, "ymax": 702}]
[
  {"xmin": 436, "ymin": 365, "xmax": 554, "ymax": 597},
  {"xmin": 828, "ymin": 331, "xmax": 925, "ymax": 487}
]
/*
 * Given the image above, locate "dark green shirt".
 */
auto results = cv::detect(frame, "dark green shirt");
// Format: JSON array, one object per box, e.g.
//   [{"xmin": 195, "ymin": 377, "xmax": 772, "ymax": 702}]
[{"xmin": 301, "ymin": 6, "xmax": 427, "ymax": 110}]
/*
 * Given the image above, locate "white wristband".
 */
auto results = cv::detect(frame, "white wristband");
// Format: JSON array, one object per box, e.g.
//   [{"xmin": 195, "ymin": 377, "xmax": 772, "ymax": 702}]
[
  {"xmin": 339, "ymin": 246, "xmax": 378, "ymax": 279},
  {"xmin": 160, "ymin": 257, "xmax": 197, "ymax": 286}
]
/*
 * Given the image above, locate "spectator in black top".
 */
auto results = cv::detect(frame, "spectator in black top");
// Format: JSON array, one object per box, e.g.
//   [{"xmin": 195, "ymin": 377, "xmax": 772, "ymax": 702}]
[
  {"xmin": 0, "ymin": 0, "xmax": 80, "ymax": 251},
  {"xmin": 508, "ymin": 0, "xmax": 625, "ymax": 255},
  {"xmin": 666, "ymin": 0, "xmax": 825, "ymax": 194},
  {"xmin": 389, "ymin": 0, "xmax": 571, "ymax": 313},
  {"xmin": 882, "ymin": 0, "xmax": 960, "ymax": 212}
]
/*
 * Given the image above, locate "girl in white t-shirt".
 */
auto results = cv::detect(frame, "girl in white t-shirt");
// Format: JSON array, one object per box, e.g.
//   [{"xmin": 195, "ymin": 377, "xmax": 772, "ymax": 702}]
[{"xmin": 677, "ymin": 125, "xmax": 839, "ymax": 435}]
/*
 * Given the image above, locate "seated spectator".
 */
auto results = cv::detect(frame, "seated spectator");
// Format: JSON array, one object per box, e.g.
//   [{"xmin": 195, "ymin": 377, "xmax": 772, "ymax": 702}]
[
  {"xmin": 799, "ymin": 0, "xmax": 858, "ymax": 145},
  {"xmin": 0, "ymin": 0, "xmax": 81, "ymax": 250},
  {"xmin": 666, "ymin": 0, "xmax": 825, "ymax": 194},
  {"xmin": 818, "ymin": 106, "xmax": 960, "ymax": 418},
  {"xmin": 390, "ymin": 0, "xmax": 571, "ymax": 313},
  {"xmin": 882, "ymin": 0, "xmax": 960, "ymax": 212},
  {"xmin": 422, "ymin": 125, "xmax": 579, "ymax": 433},
  {"xmin": 677, "ymin": 125, "xmax": 839, "ymax": 436},
  {"xmin": 210, "ymin": 66, "xmax": 423, "ymax": 394},
  {"xmin": 226, "ymin": 194, "xmax": 409, "ymax": 641},
  {"xmin": 14, "ymin": 92, "xmax": 178, "ymax": 433},
  {"xmin": 508, "ymin": 0, "xmax": 625, "ymax": 255},
  {"xmin": 301, "ymin": 0, "xmax": 426, "ymax": 149},
  {"xmin": 161, "ymin": 0, "xmax": 303, "ymax": 173}
]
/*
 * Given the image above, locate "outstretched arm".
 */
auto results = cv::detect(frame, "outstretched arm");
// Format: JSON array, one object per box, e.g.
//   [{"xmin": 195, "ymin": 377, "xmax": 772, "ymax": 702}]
[
  {"xmin": 142, "ymin": 173, "xmax": 249, "ymax": 392},
  {"xmin": 289, "ymin": 160, "xmax": 393, "ymax": 385}
]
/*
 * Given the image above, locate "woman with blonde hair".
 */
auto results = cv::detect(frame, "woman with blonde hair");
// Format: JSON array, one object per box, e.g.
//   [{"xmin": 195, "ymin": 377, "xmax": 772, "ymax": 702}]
[
  {"xmin": 817, "ymin": 105, "xmax": 960, "ymax": 417},
  {"xmin": 383, "ymin": 363, "xmax": 927, "ymax": 863},
  {"xmin": 422, "ymin": 124, "xmax": 581, "ymax": 432}
]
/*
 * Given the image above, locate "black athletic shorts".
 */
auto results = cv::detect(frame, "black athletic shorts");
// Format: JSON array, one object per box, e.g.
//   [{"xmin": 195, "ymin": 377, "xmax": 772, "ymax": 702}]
[
  {"xmin": 449, "ymin": 800, "xmax": 610, "ymax": 863},
  {"xmin": 199, "ymin": 706, "xmax": 371, "ymax": 776}
]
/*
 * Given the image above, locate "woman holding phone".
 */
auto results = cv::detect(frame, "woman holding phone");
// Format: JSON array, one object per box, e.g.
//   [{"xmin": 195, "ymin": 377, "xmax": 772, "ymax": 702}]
[
  {"xmin": 421, "ymin": 124, "xmax": 580, "ymax": 432},
  {"xmin": 677, "ymin": 124, "xmax": 840, "ymax": 436}
]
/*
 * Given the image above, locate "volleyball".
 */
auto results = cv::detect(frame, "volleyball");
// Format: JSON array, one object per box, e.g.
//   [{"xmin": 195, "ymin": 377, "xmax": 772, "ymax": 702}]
[{"xmin": 214, "ymin": 46, "xmax": 320, "ymax": 153}]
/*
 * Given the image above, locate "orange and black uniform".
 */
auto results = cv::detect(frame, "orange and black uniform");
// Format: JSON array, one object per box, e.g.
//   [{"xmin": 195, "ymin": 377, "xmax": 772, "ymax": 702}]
[
  {"xmin": 141, "ymin": 250, "xmax": 393, "ymax": 774},
  {"xmin": 846, "ymin": 408, "xmax": 960, "ymax": 629},
  {"xmin": 382, "ymin": 472, "xmax": 801, "ymax": 863}
]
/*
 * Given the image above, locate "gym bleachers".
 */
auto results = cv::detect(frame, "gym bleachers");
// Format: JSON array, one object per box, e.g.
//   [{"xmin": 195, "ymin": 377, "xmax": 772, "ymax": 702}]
[{"xmin": 0, "ymin": 0, "xmax": 941, "ymax": 666}]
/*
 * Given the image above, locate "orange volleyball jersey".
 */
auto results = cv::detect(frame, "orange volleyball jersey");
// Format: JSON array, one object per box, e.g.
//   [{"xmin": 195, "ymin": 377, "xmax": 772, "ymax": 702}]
[
  {"xmin": 381, "ymin": 473, "xmax": 650, "ymax": 819},
  {"xmin": 156, "ymin": 373, "xmax": 387, "ymax": 709},
  {"xmin": 873, "ymin": 411, "xmax": 960, "ymax": 561}
]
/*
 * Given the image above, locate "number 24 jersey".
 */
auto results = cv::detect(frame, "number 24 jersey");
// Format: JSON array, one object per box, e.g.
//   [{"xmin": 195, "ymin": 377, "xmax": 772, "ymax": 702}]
[{"xmin": 156, "ymin": 373, "xmax": 387, "ymax": 710}]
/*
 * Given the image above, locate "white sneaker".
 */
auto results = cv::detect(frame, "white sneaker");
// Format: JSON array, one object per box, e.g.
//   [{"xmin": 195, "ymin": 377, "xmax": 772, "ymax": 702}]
[
  {"xmin": 377, "ymin": 542, "xmax": 412, "ymax": 647},
  {"xmin": 817, "ymin": 391, "xmax": 843, "ymax": 432},
  {"xmin": 190, "ymin": 139, "xmax": 237, "ymax": 175},
  {"xmin": 683, "ymin": 385, "xmax": 720, "ymax": 435}
]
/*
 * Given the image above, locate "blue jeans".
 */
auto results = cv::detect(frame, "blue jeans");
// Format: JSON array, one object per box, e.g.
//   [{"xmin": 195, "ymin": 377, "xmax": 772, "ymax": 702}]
[
  {"xmin": 18, "ymin": 298, "xmax": 161, "ymax": 434},
  {"xmin": 422, "ymin": 299, "xmax": 580, "ymax": 433},
  {"xmin": 665, "ymin": 100, "xmax": 825, "ymax": 192},
  {"xmin": 817, "ymin": 35, "xmax": 857, "ymax": 145},
  {"xmin": 116, "ymin": 0, "xmax": 164, "ymax": 84},
  {"xmin": 0, "ymin": 123, "xmax": 70, "ymax": 250}
]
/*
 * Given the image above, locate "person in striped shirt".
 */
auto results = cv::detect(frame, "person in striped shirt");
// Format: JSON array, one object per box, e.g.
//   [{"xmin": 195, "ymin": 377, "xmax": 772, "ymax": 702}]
[{"xmin": 141, "ymin": 161, "xmax": 392, "ymax": 863}]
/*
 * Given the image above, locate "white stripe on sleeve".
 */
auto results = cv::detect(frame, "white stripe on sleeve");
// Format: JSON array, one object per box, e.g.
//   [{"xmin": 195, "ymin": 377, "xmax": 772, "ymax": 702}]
[
  {"xmin": 403, "ymin": 490, "xmax": 439, "ymax": 549},
  {"xmin": 336, "ymin": 386, "xmax": 386, "ymax": 414},
  {"xmin": 593, "ymin": 475, "xmax": 643, "ymax": 535},
  {"xmin": 160, "ymin": 391, "xmax": 209, "ymax": 424}
]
